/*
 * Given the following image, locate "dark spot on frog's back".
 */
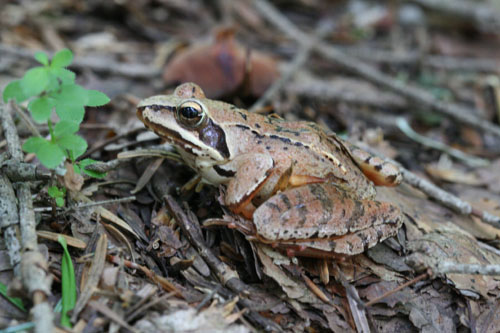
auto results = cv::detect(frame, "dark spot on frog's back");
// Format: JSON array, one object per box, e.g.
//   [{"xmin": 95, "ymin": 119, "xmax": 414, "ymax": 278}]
[
  {"xmin": 255, "ymin": 123, "xmax": 261, "ymax": 128},
  {"xmin": 236, "ymin": 124, "xmax": 250, "ymax": 130},
  {"xmin": 279, "ymin": 194, "xmax": 292, "ymax": 210},
  {"xmin": 237, "ymin": 112, "xmax": 247, "ymax": 121},
  {"xmin": 265, "ymin": 201, "xmax": 281, "ymax": 213}
]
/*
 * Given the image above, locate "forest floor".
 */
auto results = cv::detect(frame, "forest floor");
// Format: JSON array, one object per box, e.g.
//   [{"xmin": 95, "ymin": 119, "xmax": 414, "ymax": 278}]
[{"xmin": 1, "ymin": 1, "xmax": 500, "ymax": 332}]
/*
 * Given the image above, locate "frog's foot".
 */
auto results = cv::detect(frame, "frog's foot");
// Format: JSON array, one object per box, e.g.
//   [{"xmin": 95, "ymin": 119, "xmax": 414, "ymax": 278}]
[
  {"xmin": 348, "ymin": 146, "xmax": 403, "ymax": 187},
  {"xmin": 252, "ymin": 182, "xmax": 403, "ymax": 257}
]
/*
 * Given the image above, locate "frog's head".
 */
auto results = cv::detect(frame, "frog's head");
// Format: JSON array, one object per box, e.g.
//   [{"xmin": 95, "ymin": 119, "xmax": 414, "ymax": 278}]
[{"xmin": 137, "ymin": 83, "xmax": 230, "ymax": 162}]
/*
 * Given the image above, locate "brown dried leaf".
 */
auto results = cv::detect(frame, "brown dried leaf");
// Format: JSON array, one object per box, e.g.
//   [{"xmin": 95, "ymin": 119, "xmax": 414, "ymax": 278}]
[
  {"xmin": 474, "ymin": 302, "xmax": 500, "ymax": 332},
  {"xmin": 425, "ymin": 162, "xmax": 482, "ymax": 185},
  {"xmin": 255, "ymin": 244, "xmax": 321, "ymax": 305},
  {"xmin": 63, "ymin": 161, "xmax": 84, "ymax": 192},
  {"xmin": 36, "ymin": 230, "xmax": 87, "ymax": 249},
  {"xmin": 163, "ymin": 28, "xmax": 278, "ymax": 98},
  {"xmin": 134, "ymin": 305, "xmax": 250, "ymax": 333},
  {"xmin": 452, "ymin": 185, "xmax": 500, "ymax": 240}
]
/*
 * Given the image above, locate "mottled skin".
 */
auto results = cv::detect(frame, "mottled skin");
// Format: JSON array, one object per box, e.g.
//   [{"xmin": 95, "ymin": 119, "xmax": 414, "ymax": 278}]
[{"xmin": 137, "ymin": 83, "xmax": 403, "ymax": 257}]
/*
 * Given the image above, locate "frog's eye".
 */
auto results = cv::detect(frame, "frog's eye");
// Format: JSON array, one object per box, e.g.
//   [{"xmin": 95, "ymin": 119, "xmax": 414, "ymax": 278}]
[{"xmin": 177, "ymin": 100, "xmax": 205, "ymax": 128}]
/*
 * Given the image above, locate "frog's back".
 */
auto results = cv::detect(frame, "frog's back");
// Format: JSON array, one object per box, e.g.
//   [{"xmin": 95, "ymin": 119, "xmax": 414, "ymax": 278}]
[{"xmin": 218, "ymin": 110, "xmax": 376, "ymax": 199}]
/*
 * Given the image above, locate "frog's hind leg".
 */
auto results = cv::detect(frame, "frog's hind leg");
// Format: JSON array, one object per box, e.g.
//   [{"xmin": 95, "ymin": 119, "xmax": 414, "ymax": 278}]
[
  {"xmin": 325, "ymin": 222, "xmax": 401, "ymax": 255},
  {"xmin": 280, "ymin": 222, "xmax": 402, "ymax": 258}
]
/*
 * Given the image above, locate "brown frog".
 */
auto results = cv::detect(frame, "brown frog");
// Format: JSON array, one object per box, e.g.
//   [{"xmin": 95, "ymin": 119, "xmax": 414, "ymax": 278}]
[{"xmin": 137, "ymin": 83, "xmax": 403, "ymax": 257}]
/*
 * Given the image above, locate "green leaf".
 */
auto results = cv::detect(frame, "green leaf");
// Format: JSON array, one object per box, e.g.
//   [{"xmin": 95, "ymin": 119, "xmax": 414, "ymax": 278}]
[
  {"xmin": 55, "ymin": 101, "xmax": 85, "ymax": 123},
  {"xmin": 85, "ymin": 90, "xmax": 110, "ymax": 107},
  {"xmin": 51, "ymin": 49, "xmax": 73, "ymax": 68},
  {"xmin": 79, "ymin": 158, "xmax": 107, "ymax": 179},
  {"xmin": 50, "ymin": 67, "xmax": 76, "ymax": 86},
  {"xmin": 0, "ymin": 281, "xmax": 26, "ymax": 312},
  {"xmin": 53, "ymin": 120, "xmax": 79, "ymax": 138},
  {"xmin": 22, "ymin": 136, "xmax": 47, "ymax": 153},
  {"xmin": 20, "ymin": 67, "xmax": 50, "ymax": 97},
  {"xmin": 57, "ymin": 134, "xmax": 87, "ymax": 160},
  {"xmin": 28, "ymin": 97, "xmax": 55, "ymax": 123},
  {"xmin": 22, "ymin": 137, "xmax": 65, "ymax": 169},
  {"xmin": 55, "ymin": 197, "xmax": 65, "ymax": 207},
  {"xmin": 48, "ymin": 186, "xmax": 64, "ymax": 198},
  {"xmin": 34, "ymin": 51, "xmax": 49, "ymax": 66},
  {"xmin": 2, "ymin": 80, "xmax": 28, "ymax": 103},
  {"xmin": 58, "ymin": 235, "xmax": 76, "ymax": 328},
  {"xmin": 57, "ymin": 84, "xmax": 87, "ymax": 105},
  {"xmin": 54, "ymin": 84, "xmax": 87, "ymax": 123}
]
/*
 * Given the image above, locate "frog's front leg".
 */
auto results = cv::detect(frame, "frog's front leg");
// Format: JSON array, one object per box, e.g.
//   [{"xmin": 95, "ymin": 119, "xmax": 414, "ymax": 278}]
[
  {"xmin": 221, "ymin": 153, "xmax": 274, "ymax": 218},
  {"xmin": 252, "ymin": 183, "xmax": 402, "ymax": 255}
]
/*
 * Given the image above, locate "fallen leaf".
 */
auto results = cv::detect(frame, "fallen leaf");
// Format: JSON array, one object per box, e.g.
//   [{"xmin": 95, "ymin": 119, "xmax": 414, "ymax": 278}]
[{"xmin": 163, "ymin": 28, "xmax": 278, "ymax": 98}]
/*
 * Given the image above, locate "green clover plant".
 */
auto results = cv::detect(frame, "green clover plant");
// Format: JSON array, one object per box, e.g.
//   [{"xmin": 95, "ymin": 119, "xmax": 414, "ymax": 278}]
[
  {"xmin": 3, "ymin": 49, "xmax": 108, "ymax": 172},
  {"xmin": 3, "ymin": 49, "xmax": 108, "ymax": 206}
]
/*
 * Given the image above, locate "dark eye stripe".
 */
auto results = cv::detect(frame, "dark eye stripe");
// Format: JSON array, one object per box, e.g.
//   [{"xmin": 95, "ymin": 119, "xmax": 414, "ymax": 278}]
[{"xmin": 137, "ymin": 105, "xmax": 175, "ymax": 112}]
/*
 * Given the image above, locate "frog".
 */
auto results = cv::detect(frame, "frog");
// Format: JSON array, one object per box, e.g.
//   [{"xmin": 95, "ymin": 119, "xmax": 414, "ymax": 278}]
[{"xmin": 137, "ymin": 82, "xmax": 403, "ymax": 258}]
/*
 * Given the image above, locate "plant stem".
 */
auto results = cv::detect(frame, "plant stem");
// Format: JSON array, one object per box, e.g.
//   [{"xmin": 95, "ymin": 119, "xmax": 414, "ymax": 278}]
[{"xmin": 47, "ymin": 119, "xmax": 54, "ymax": 142}]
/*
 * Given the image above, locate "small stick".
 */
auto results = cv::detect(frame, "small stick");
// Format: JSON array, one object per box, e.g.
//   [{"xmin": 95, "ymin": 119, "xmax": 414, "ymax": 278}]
[
  {"xmin": 436, "ymin": 262, "xmax": 500, "ymax": 276},
  {"xmin": 364, "ymin": 272, "xmax": 429, "ymax": 307},
  {"xmin": 33, "ymin": 196, "xmax": 136, "ymax": 213},
  {"xmin": 396, "ymin": 117, "xmax": 489, "ymax": 167},
  {"xmin": 408, "ymin": 0, "xmax": 500, "ymax": 33},
  {"xmin": 77, "ymin": 127, "xmax": 144, "ymax": 161},
  {"xmin": 339, "ymin": 46, "xmax": 500, "ymax": 74}
]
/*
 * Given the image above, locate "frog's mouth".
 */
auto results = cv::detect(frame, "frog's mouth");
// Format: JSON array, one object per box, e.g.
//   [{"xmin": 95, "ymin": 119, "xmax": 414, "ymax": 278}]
[{"xmin": 137, "ymin": 108, "xmax": 200, "ymax": 153}]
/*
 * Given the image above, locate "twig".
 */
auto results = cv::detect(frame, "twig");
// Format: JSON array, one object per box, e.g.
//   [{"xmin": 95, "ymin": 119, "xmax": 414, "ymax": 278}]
[
  {"xmin": 406, "ymin": 0, "xmax": 500, "ymax": 33},
  {"xmin": 0, "ymin": 102, "xmax": 54, "ymax": 332},
  {"xmin": 286, "ymin": 76, "xmax": 408, "ymax": 109},
  {"xmin": 253, "ymin": 0, "xmax": 500, "ymax": 139},
  {"xmin": 400, "ymin": 167, "xmax": 500, "ymax": 229},
  {"xmin": 0, "ymin": 44, "xmax": 161, "ymax": 79},
  {"xmin": 1, "ymin": 160, "xmax": 51, "ymax": 181},
  {"xmin": 88, "ymin": 301, "xmax": 138, "ymax": 333},
  {"xmin": 435, "ymin": 262, "xmax": 500, "ymax": 276},
  {"xmin": 77, "ymin": 127, "xmax": 144, "ymax": 161},
  {"xmin": 249, "ymin": 20, "xmax": 335, "ymax": 112},
  {"xmin": 364, "ymin": 273, "xmax": 429, "ymax": 307},
  {"xmin": 396, "ymin": 117, "xmax": 489, "ymax": 167},
  {"xmin": 83, "ymin": 158, "xmax": 131, "ymax": 173},
  {"xmin": 0, "ymin": 174, "xmax": 21, "ymax": 275},
  {"xmin": 11, "ymin": 103, "xmax": 41, "ymax": 137},
  {"xmin": 339, "ymin": 46, "xmax": 500, "ymax": 74},
  {"xmin": 34, "ymin": 196, "xmax": 137, "ymax": 213}
]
